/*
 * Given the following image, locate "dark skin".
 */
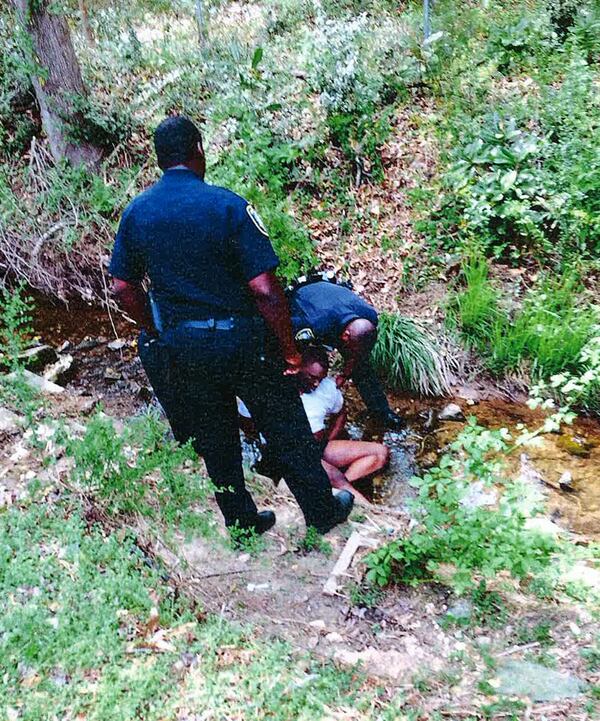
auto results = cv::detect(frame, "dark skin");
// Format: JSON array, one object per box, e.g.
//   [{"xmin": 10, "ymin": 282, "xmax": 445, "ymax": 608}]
[
  {"xmin": 336, "ymin": 318, "xmax": 376, "ymax": 387},
  {"xmin": 112, "ymin": 140, "xmax": 302, "ymax": 374}
]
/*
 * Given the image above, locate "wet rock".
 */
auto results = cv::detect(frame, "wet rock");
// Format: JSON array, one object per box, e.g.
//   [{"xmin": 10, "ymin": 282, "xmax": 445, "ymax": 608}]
[
  {"xmin": 18, "ymin": 344, "xmax": 58, "ymax": 372},
  {"xmin": 43, "ymin": 354, "xmax": 75, "ymax": 386},
  {"xmin": 0, "ymin": 407, "xmax": 23, "ymax": 432},
  {"xmin": 438, "ymin": 403, "xmax": 465, "ymax": 422},
  {"xmin": 446, "ymin": 599, "xmax": 473, "ymax": 620},
  {"xmin": 556, "ymin": 433, "xmax": 592, "ymax": 458},
  {"xmin": 107, "ymin": 339, "xmax": 127, "ymax": 351},
  {"xmin": 103, "ymin": 367, "xmax": 121, "ymax": 382},
  {"xmin": 558, "ymin": 470, "xmax": 575, "ymax": 492},
  {"xmin": 496, "ymin": 660, "xmax": 586, "ymax": 701},
  {"xmin": 74, "ymin": 336, "xmax": 101, "ymax": 352}
]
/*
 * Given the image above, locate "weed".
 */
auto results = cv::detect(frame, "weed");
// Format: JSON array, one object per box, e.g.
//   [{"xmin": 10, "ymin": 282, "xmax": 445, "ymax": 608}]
[
  {"xmin": 449, "ymin": 257, "xmax": 599, "ymax": 381},
  {"xmin": 0, "ymin": 282, "xmax": 34, "ymax": 371},
  {"xmin": 348, "ymin": 582, "xmax": 383, "ymax": 609},
  {"xmin": 229, "ymin": 524, "xmax": 266, "ymax": 555},
  {"xmin": 516, "ymin": 619, "xmax": 554, "ymax": 647},
  {"xmin": 61, "ymin": 409, "xmax": 214, "ymax": 534},
  {"xmin": 298, "ymin": 526, "xmax": 333, "ymax": 556},
  {"xmin": 582, "ymin": 637, "xmax": 600, "ymax": 672},
  {"xmin": 371, "ymin": 312, "xmax": 452, "ymax": 396}
]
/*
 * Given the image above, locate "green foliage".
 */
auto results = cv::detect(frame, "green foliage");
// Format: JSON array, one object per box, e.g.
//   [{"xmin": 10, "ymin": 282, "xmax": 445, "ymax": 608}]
[
  {"xmin": 0, "ymin": 282, "xmax": 33, "ymax": 371},
  {"xmin": 365, "ymin": 419, "xmax": 556, "ymax": 593},
  {"xmin": 423, "ymin": 3, "xmax": 600, "ymax": 265},
  {"xmin": 229, "ymin": 523, "xmax": 267, "ymax": 554},
  {"xmin": 62, "ymin": 409, "xmax": 214, "ymax": 533},
  {"xmin": 0, "ymin": 499, "xmax": 387, "ymax": 721},
  {"xmin": 348, "ymin": 581, "xmax": 383, "ymax": 609},
  {"xmin": 298, "ymin": 526, "xmax": 333, "ymax": 556},
  {"xmin": 488, "ymin": 15, "xmax": 555, "ymax": 73},
  {"xmin": 371, "ymin": 312, "xmax": 451, "ymax": 396},
  {"xmin": 516, "ymin": 619, "xmax": 554, "ymax": 647},
  {"xmin": 448, "ymin": 257, "xmax": 599, "ymax": 381}
]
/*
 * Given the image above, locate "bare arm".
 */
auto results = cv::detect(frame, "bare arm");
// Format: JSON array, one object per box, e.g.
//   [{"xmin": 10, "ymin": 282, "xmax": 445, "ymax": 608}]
[
  {"xmin": 327, "ymin": 407, "xmax": 347, "ymax": 441},
  {"xmin": 248, "ymin": 271, "xmax": 302, "ymax": 374},
  {"xmin": 112, "ymin": 278, "xmax": 156, "ymax": 334}
]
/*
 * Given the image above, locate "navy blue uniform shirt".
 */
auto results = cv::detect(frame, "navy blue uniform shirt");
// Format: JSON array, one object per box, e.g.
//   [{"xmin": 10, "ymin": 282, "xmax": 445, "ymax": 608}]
[
  {"xmin": 109, "ymin": 168, "xmax": 279, "ymax": 327},
  {"xmin": 290, "ymin": 281, "xmax": 378, "ymax": 346}
]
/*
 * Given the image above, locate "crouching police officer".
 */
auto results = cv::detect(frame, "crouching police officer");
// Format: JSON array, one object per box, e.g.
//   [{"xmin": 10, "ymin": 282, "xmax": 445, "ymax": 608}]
[
  {"xmin": 289, "ymin": 281, "xmax": 404, "ymax": 429},
  {"xmin": 109, "ymin": 115, "xmax": 353, "ymax": 539}
]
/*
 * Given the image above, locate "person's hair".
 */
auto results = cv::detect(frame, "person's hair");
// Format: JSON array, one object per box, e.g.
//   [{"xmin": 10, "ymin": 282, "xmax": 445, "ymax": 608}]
[
  {"xmin": 154, "ymin": 115, "xmax": 202, "ymax": 169},
  {"xmin": 302, "ymin": 345, "xmax": 329, "ymax": 370}
]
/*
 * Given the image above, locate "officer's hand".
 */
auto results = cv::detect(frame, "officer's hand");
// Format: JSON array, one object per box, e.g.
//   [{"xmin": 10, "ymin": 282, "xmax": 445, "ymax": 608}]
[
  {"xmin": 283, "ymin": 353, "xmax": 303, "ymax": 376},
  {"xmin": 335, "ymin": 373, "xmax": 348, "ymax": 388}
]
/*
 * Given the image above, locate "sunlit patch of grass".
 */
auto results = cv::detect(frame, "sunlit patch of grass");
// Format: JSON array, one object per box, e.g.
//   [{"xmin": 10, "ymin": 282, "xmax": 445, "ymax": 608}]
[
  {"xmin": 448, "ymin": 256, "xmax": 599, "ymax": 380},
  {"xmin": 371, "ymin": 312, "xmax": 452, "ymax": 396}
]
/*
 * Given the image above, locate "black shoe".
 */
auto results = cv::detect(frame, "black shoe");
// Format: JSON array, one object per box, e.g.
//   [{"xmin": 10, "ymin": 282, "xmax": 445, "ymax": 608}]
[
  {"xmin": 378, "ymin": 410, "xmax": 405, "ymax": 430},
  {"xmin": 312, "ymin": 491, "xmax": 355, "ymax": 535},
  {"xmin": 230, "ymin": 510, "xmax": 276, "ymax": 535}
]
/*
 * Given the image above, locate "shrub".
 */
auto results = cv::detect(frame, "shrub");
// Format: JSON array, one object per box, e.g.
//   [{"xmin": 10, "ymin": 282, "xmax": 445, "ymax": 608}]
[{"xmin": 365, "ymin": 419, "xmax": 556, "ymax": 593}]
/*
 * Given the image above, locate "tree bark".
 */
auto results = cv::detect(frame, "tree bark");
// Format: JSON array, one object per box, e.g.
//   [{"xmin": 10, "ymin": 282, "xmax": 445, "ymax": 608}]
[
  {"xmin": 195, "ymin": 0, "xmax": 206, "ymax": 49},
  {"xmin": 78, "ymin": 0, "xmax": 96, "ymax": 48},
  {"xmin": 12, "ymin": 0, "xmax": 102, "ymax": 170}
]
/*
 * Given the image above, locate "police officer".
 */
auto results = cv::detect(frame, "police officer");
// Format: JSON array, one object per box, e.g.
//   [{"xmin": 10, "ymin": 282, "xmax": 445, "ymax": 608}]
[
  {"xmin": 289, "ymin": 281, "xmax": 404, "ymax": 429},
  {"xmin": 109, "ymin": 115, "xmax": 353, "ymax": 539}
]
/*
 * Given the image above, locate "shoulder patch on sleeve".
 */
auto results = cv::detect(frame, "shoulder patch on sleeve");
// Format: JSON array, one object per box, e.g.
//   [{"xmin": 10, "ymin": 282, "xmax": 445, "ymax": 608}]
[{"xmin": 246, "ymin": 205, "xmax": 269, "ymax": 237}]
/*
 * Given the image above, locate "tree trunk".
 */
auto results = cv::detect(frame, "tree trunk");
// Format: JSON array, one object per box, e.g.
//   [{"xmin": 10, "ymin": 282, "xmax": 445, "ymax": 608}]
[
  {"xmin": 12, "ymin": 0, "xmax": 102, "ymax": 170},
  {"xmin": 78, "ymin": 0, "xmax": 96, "ymax": 48},
  {"xmin": 195, "ymin": 0, "xmax": 206, "ymax": 49}
]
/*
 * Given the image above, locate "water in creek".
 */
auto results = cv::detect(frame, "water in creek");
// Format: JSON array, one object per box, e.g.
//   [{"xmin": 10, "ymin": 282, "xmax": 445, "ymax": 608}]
[{"xmin": 366, "ymin": 395, "xmax": 600, "ymax": 540}]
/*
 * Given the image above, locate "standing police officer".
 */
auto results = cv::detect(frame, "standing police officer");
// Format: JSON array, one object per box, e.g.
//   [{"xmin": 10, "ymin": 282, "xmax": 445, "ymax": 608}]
[
  {"xmin": 109, "ymin": 115, "xmax": 353, "ymax": 539},
  {"xmin": 289, "ymin": 281, "xmax": 404, "ymax": 429}
]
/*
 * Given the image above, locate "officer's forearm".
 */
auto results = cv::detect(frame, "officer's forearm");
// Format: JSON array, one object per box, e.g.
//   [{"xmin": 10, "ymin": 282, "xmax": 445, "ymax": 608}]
[
  {"xmin": 248, "ymin": 272, "xmax": 299, "ymax": 361},
  {"xmin": 112, "ymin": 278, "xmax": 155, "ymax": 333}
]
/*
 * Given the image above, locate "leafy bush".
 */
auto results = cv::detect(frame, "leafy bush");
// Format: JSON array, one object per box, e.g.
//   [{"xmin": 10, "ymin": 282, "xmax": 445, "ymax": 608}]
[
  {"xmin": 301, "ymin": 12, "xmax": 417, "ymax": 176},
  {"xmin": 488, "ymin": 15, "xmax": 555, "ymax": 72},
  {"xmin": 365, "ymin": 420, "xmax": 556, "ymax": 593},
  {"xmin": 371, "ymin": 313, "xmax": 452, "ymax": 396}
]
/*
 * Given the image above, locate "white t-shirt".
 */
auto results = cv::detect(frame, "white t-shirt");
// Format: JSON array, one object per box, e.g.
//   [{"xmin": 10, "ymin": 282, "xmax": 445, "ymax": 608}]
[
  {"xmin": 300, "ymin": 377, "xmax": 344, "ymax": 433},
  {"xmin": 237, "ymin": 377, "xmax": 343, "ymax": 435}
]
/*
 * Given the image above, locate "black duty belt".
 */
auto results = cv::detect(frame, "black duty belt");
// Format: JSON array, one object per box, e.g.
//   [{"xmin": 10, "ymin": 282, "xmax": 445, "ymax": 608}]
[{"xmin": 178, "ymin": 319, "xmax": 236, "ymax": 331}]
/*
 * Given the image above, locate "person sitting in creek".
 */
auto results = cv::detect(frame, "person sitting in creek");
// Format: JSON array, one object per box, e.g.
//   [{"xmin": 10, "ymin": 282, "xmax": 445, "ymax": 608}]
[{"xmin": 239, "ymin": 346, "xmax": 390, "ymax": 506}]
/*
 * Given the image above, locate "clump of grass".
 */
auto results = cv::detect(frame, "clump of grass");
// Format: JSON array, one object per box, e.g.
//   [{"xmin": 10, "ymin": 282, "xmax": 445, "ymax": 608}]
[
  {"xmin": 449, "ymin": 256, "xmax": 599, "ymax": 380},
  {"xmin": 371, "ymin": 313, "xmax": 452, "ymax": 396}
]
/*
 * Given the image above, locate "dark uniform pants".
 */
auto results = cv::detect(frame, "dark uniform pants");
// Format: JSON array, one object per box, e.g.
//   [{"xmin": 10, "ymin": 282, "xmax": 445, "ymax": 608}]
[
  {"xmin": 138, "ymin": 323, "xmax": 337, "ymax": 529},
  {"xmin": 352, "ymin": 357, "xmax": 392, "ymax": 418}
]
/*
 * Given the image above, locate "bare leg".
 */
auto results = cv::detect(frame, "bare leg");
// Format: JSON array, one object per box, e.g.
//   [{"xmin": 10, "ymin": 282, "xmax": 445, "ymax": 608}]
[
  {"xmin": 321, "ymin": 459, "xmax": 372, "ymax": 507},
  {"xmin": 323, "ymin": 440, "xmax": 390, "ymax": 483}
]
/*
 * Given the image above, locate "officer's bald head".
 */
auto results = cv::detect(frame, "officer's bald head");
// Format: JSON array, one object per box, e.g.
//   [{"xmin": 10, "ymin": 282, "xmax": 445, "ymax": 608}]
[
  {"xmin": 340, "ymin": 318, "xmax": 377, "ymax": 359},
  {"xmin": 154, "ymin": 115, "xmax": 204, "ymax": 172}
]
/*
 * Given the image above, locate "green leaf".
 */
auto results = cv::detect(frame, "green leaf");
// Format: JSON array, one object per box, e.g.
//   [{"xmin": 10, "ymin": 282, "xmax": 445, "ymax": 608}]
[
  {"xmin": 251, "ymin": 47, "xmax": 264, "ymax": 70},
  {"xmin": 500, "ymin": 169, "xmax": 518, "ymax": 192}
]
